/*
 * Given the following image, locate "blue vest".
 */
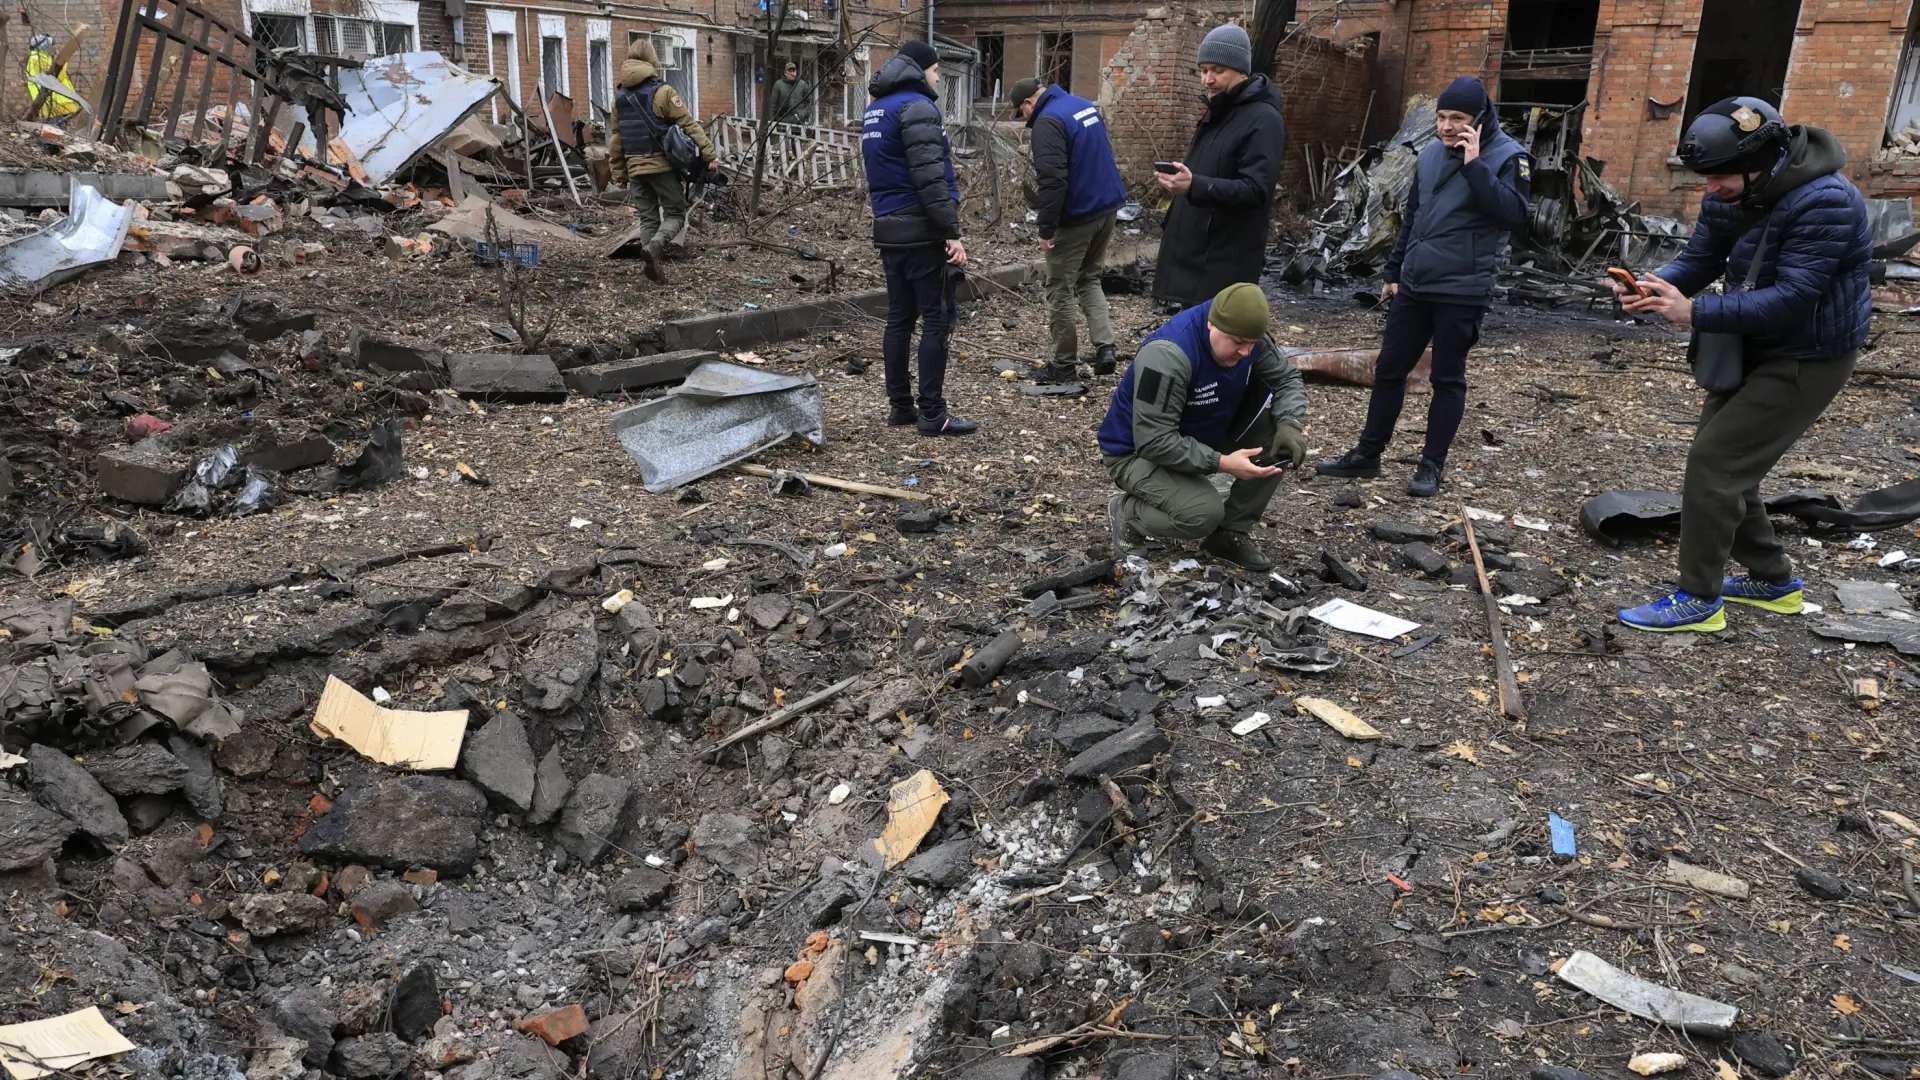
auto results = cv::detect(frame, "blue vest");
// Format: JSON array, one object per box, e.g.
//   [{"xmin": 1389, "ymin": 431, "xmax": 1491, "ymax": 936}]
[
  {"xmin": 862, "ymin": 89, "xmax": 958, "ymax": 219},
  {"xmin": 1097, "ymin": 301, "xmax": 1254, "ymax": 456},
  {"xmin": 615, "ymin": 82, "xmax": 664, "ymax": 157},
  {"xmin": 1032, "ymin": 87, "xmax": 1126, "ymax": 220},
  {"xmin": 1397, "ymin": 129, "xmax": 1523, "ymax": 301}
]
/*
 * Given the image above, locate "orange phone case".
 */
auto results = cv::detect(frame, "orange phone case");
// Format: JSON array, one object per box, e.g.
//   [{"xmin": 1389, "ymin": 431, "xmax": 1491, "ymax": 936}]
[{"xmin": 1607, "ymin": 268, "xmax": 1644, "ymax": 297}]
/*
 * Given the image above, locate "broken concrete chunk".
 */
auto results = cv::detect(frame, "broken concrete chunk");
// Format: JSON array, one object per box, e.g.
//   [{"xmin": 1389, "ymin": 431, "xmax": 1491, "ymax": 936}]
[
  {"xmin": 1051, "ymin": 715, "xmax": 1125, "ymax": 754},
  {"xmin": 240, "ymin": 430, "xmax": 333, "ymax": 473},
  {"xmin": 553, "ymin": 773, "xmax": 632, "ymax": 865},
  {"xmin": 296, "ymin": 775, "xmax": 487, "ymax": 874},
  {"xmin": 692, "ymin": 811, "xmax": 761, "ymax": 878},
  {"xmin": 527, "ymin": 746, "xmax": 570, "ymax": 826},
  {"xmin": 80, "ymin": 742, "xmax": 190, "ymax": 796},
  {"xmin": 958, "ymin": 1058, "xmax": 1042, "ymax": 1080},
  {"xmin": 867, "ymin": 677, "xmax": 920, "ymax": 722},
  {"xmin": 328, "ymin": 1032, "xmax": 412, "ymax": 1079},
  {"xmin": 0, "ymin": 785, "xmax": 76, "ymax": 870},
  {"xmin": 610, "ymin": 866, "xmax": 672, "ymax": 912},
  {"xmin": 26, "ymin": 743, "xmax": 128, "ymax": 844},
  {"xmin": 349, "ymin": 879, "xmax": 418, "ymax": 929},
  {"xmin": 215, "ymin": 728, "xmax": 277, "ymax": 780},
  {"xmin": 561, "ymin": 349, "xmax": 715, "ymax": 396},
  {"xmin": 1399, "ymin": 541, "xmax": 1450, "ymax": 578},
  {"xmin": 1372, "ymin": 520, "xmax": 1439, "ymax": 544},
  {"xmin": 270, "ymin": 985, "xmax": 339, "ymax": 1068},
  {"xmin": 521, "ymin": 604, "xmax": 600, "ymax": 714},
  {"xmin": 1664, "ymin": 857, "xmax": 1750, "ymax": 899},
  {"xmin": 166, "ymin": 734, "xmax": 223, "ymax": 820},
  {"xmin": 1793, "ymin": 866, "xmax": 1849, "ymax": 901},
  {"xmin": 1064, "ymin": 719, "xmax": 1170, "ymax": 780},
  {"xmin": 898, "ymin": 837, "xmax": 974, "ymax": 888},
  {"xmin": 229, "ymin": 891, "xmax": 329, "ymax": 936},
  {"xmin": 1111, "ymin": 1052, "xmax": 1180, "ymax": 1080},
  {"xmin": 1554, "ymin": 948, "xmax": 1738, "ymax": 1037},
  {"xmin": 390, "ymin": 966, "xmax": 441, "ymax": 1042},
  {"xmin": 352, "ymin": 333, "xmax": 446, "ymax": 375},
  {"xmin": 742, "ymin": 593, "xmax": 791, "ymax": 630},
  {"xmin": 96, "ymin": 446, "xmax": 187, "ymax": 505},
  {"xmin": 447, "ymin": 353, "xmax": 567, "ymax": 403},
  {"xmin": 1730, "ymin": 1033, "xmax": 1798, "ymax": 1078},
  {"xmin": 457, "ymin": 709, "xmax": 536, "ymax": 813}
]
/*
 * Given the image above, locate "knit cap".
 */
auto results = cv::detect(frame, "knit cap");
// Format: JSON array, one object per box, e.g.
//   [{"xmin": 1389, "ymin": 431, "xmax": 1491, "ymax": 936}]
[
  {"xmin": 1436, "ymin": 76, "xmax": 1489, "ymax": 118},
  {"xmin": 1196, "ymin": 24, "xmax": 1253, "ymax": 74},
  {"xmin": 1208, "ymin": 283, "xmax": 1270, "ymax": 340}
]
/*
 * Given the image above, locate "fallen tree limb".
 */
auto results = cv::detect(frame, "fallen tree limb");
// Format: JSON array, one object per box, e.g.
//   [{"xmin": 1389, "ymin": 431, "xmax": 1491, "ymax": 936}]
[
  {"xmin": 706, "ymin": 674, "xmax": 860, "ymax": 755},
  {"xmin": 730, "ymin": 463, "xmax": 930, "ymax": 502},
  {"xmin": 1463, "ymin": 512, "xmax": 1526, "ymax": 727}
]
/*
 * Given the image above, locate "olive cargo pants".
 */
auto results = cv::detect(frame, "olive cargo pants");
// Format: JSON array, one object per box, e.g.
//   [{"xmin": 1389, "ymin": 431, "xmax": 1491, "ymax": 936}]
[{"xmin": 1044, "ymin": 213, "xmax": 1116, "ymax": 371}]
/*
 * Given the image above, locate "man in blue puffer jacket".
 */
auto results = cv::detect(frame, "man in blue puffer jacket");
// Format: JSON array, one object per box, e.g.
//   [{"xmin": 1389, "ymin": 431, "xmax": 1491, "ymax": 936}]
[
  {"xmin": 862, "ymin": 41, "xmax": 976, "ymax": 437},
  {"xmin": 1612, "ymin": 96, "xmax": 1872, "ymax": 633}
]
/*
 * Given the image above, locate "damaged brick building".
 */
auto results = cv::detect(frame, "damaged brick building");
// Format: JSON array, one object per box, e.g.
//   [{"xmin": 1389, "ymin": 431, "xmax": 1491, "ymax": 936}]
[{"xmin": 1290, "ymin": 0, "xmax": 1920, "ymax": 215}]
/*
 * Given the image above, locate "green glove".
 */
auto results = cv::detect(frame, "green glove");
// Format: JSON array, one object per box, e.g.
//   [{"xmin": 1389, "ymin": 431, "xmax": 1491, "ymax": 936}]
[{"xmin": 1269, "ymin": 420, "xmax": 1307, "ymax": 469}]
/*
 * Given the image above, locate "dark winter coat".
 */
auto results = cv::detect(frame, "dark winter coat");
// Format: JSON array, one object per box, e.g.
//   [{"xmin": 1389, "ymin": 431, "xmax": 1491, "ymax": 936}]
[
  {"xmin": 1383, "ymin": 117, "xmax": 1531, "ymax": 304},
  {"xmin": 1027, "ymin": 86, "xmax": 1126, "ymax": 239},
  {"xmin": 1152, "ymin": 73, "xmax": 1286, "ymax": 308},
  {"xmin": 1658, "ymin": 125, "xmax": 1873, "ymax": 362},
  {"xmin": 861, "ymin": 55, "xmax": 960, "ymax": 250}
]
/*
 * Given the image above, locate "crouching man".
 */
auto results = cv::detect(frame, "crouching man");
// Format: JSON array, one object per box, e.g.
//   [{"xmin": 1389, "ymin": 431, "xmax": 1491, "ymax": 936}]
[{"xmin": 1099, "ymin": 283, "xmax": 1308, "ymax": 571}]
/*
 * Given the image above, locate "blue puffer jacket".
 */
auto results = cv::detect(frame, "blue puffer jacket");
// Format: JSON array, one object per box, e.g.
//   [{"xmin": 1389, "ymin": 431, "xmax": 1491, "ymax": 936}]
[
  {"xmin": 1658, "ymin": 125, "xmax": 1872, "ymax": 362},
  {"xmin": 861, "ymin": 54, "xmax": 959, "ymax": 249}
]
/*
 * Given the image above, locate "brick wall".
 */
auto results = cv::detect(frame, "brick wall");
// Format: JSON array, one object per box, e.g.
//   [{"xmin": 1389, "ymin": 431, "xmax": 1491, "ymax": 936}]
[{"xmin": 1098, "ymin": 4, "xmax": 1372, "ymax": 206}]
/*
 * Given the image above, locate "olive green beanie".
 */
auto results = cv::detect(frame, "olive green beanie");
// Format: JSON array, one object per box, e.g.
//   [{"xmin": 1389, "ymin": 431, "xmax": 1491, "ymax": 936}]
[{"xmin": 1207, "ymin": 282, "xmax": 1270, "ymax": 340}]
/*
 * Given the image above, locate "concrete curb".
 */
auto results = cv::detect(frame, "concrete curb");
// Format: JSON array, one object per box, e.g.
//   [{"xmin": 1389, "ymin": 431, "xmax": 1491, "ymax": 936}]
[{"xmin": 659, "ymin": 239, "xmax": 1159, "ymax": 353}]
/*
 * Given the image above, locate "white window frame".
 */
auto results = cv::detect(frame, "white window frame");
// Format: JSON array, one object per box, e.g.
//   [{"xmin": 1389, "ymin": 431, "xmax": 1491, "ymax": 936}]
[
  {"xmin": 537, "ymin": 13, "xmax": 570, "ymax": 97},
  {"xmin": 243, "ymin": 0, "xmax": 312, "ymax": 50},
  {"xmin": 586, "ymin": 18, "xmax": 612, "ymax": 121},
  {"xmin": 653, "ymin": 26, "xmax": 698, "ymax": 116},
  {"xmin": 841, "ymin": 45, "xmax": 870, "ymax": 124},
  {"xmin": 486, "ymin": 8, "xmax": 521, "ymax": 113}
]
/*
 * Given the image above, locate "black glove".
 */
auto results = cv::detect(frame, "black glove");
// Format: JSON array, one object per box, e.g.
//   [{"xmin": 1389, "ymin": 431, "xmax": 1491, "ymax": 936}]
[{"xmin": 704, "ymin": 164, "xmax": 730, "ymax": 185}]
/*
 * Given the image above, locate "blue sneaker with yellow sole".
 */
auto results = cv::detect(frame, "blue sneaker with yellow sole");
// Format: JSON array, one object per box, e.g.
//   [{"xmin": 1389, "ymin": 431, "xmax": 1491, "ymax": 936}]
[
  {"xmin": 1617, "ymin": 590, "xmax": 1726, "ymax": 632},
  {"xmin": 1721, "ymin": 575, "xmax": 1804, "ymax": 614}
]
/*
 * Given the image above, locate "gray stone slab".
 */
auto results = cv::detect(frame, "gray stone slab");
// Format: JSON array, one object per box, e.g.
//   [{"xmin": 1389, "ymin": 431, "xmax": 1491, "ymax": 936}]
[
  {"xmin": 447, "ymin": 353, "xmax": 567, "ymax": 403},
  {"xmin": 562, "ymin": 349, "xmax": 716, "ymax": 396}
]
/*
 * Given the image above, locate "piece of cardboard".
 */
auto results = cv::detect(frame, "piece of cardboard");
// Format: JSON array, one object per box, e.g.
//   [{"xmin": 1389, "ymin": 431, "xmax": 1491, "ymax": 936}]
[
  {"xmin": 1296, "ymin": 696, "xmax": 1384, "ymax": 740},
  {"xmin": 0, "ymin": 1006, "xmax": 138, "ymax": 1080},
  {"xmin": 869, "ymin": 768, "xmax": 948, "ymax": 869},
  {"xmin": 309, "ymin": 675, "xmax": 466, "ymax": 771}
]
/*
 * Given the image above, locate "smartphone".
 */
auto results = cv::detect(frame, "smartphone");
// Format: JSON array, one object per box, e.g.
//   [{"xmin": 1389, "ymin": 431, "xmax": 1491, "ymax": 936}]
[
  {"xmin": 1153, "ymin": 161, "xmax": 1180, "ymax": 174},
  {"xmin": 1607, "ymin": 267, "xmax": 1646, "ymax": 297}
]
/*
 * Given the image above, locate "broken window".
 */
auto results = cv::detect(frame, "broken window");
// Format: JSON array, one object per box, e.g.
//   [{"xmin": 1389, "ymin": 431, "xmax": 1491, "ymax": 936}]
[
  {"xmin": 842, "ymin": 47, "xmax": 870, "ymax": 124},
  {"xmin": 312, "ymin": 17, "xmax": 408, "ymax": 58},
  {"xmin": 1890, "ymin": 4, "xmax": 1920, "ymax": 140},
  {"xmin": 1683, "ymin": 0, "xmax": 1801, "ymax": 129},
  {"xmin": 734, "ymin": 51, "xmax": 758, "ymax": 118},
  {"xmin": 249, "ymin": 13, "xmax": 305, "ymax": 51},
  {"xmin": 589, "ymin": 38, "xmax": 612, "ymax": 120},
  {"xmin": 658, "ymin": 40, "xmax": 697, "ymax": 115},
  {"xmin": 1498, "ymin": 0, "xmax": 1599, "ymax": 113},
  {"xmin": 975, "ymin": 32, "xmax": 1003, "ymax": 100},
  {"xmin": 1041, "ymin": 31, "xmax": 1072, "ymax": 92},
  {"xmin": 378, "ymin": 22, "xmax": 412, "ymax": 54},
  {"xmin": 541, "ymin": 35, "xmax": 566, "ymax": 95}
]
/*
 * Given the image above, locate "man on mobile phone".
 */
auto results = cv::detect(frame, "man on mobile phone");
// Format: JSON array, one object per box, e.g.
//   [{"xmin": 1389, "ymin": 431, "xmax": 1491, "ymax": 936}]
[
  {"xmin": 1315, "ymin": 76, "xmax": 1529, "ymax": 498},
  {"xmin": 1099, "ymin": 283, "xmax": 1308, "ymax": 571},
  {"xmin": 1606, "ymin": 96, "xmax": 1870, "ymax": 633},
  {"xmin": 1150, "ymin": 24, "xmax": 1286, "ymax": 312},
  {"xmin": 1011, "ymin": 76, "xmax": 1127, "ymax": 386}
]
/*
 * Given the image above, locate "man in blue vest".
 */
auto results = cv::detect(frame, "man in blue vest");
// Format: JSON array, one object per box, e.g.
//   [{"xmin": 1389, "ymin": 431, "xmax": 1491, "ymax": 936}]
[
  {"xmin": 1011, "ymin": 76, "xmax": 1127, "ymax": 385},
  {"xmin": 1099, "ymin": 283, "xmax": 1309, "ymax": 571},
  {"xmin": 1316, "ymin": 76, "xmax": 1529, "ymax": 497},
  {"xmin": 862, "ymin": 41, "xmax": 977, "ymax": 437}
]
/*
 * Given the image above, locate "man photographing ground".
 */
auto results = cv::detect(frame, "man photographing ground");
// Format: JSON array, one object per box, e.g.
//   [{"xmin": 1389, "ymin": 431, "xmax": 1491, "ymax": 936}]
[{"xmin": 1099, "ymin": 283, "xmax": 1308, "ymax": 571}]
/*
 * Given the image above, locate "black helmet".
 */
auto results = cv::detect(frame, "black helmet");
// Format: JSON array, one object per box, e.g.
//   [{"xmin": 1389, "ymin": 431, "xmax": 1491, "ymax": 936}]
[{"xmin": 1678, "ymin": 97, "xmax": 1789, "ymax": 173}]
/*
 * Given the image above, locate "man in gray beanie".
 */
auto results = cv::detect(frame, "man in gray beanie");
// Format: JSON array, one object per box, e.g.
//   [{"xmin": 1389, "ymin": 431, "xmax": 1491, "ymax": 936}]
[{"xmin": 1151, "ymin": 23, "xmax": 1285, "ymax": 310}]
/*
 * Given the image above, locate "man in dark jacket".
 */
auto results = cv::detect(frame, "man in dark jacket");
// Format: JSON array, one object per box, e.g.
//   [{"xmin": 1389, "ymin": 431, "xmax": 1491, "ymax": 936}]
[
  {"xmin": 1610, "ymin": 97, "xmax": 1871, "ymax": 633},
  {"xmin": 769, "ymin": 61, "xmax": 814, "ymax": 125},
  {"xmin": 1315, "ymin": 76, "xmax": 1529, "ymax": 497},
  {"xmin": 1100, "ymin": 283, "xmax": 1309, "ymax": 571},
  {"xmin": 1012, "ymin": 77, "xmax": 1127, "ymax": 384},
  {"xmin": 861, "ymin": 41, "xmax": 976, "ymax": 436},
  {"xmin": 1152, "ymin": 24, "xmax": 1286, "ymax": 311}
]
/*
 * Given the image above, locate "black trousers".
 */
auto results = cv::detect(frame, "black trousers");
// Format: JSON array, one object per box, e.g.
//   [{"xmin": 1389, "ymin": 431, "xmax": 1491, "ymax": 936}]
[
  {"xmin": 881, "ymin": 244, "xmax": 960, "ymax": 416},
  {"xmin": 1356, "ymin": 292, "xmax": 1485, "ymax": 466}
]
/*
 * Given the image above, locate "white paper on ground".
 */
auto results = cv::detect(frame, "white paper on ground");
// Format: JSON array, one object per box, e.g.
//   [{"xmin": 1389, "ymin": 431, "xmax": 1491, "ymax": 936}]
[
  {"xmin": 1465, "ymin": 507, "xmax": 1504, "ymax": 522},
  {"xmin": 0, "ymin": 1006, "xmax": 138, "ymax": 1080},
  {"xmin": 1230, "ymin": 712, "xmax": 1272, "ymax": 736},
  {"xmin": 1308, "ymin": 598, "xmax": 1421, "ymax": 640}
]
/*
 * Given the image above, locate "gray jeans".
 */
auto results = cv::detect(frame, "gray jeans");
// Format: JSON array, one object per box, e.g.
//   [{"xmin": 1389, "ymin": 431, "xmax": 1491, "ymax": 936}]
[{"xmin": 1044, "ymin": 213, "xmax": 1116, "ymax": 369}]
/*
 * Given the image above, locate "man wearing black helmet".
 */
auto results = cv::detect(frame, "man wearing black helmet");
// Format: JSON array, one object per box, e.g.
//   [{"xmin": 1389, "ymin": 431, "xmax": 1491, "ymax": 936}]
[{"xmin": 1610, "ymin": 97, "xmax": 1872, "ymax": 633}]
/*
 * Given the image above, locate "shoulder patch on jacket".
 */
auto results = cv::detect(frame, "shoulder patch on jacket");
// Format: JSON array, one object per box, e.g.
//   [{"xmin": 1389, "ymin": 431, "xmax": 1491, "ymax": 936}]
[
  {"xmin": 1515, "ymin": 154, "xmax": 1531, "ymax": 182},
  {"xmin": 1137, "ymin": 367, "xmax": 1165, "ymax": 407}
]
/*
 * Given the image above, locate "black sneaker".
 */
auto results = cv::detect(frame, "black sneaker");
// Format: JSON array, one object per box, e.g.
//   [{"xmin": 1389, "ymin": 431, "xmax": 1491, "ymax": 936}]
[
  {"xmin": 1408, "ymin": 457, "xmax": 1444, "ymax": 498},
  {"xmin": 887, "ymin": 405, "xmax": 919, "ymax": 426},
  {"xmin": 1109, "ymin": 493, "xmax": 1146, "ymax": 558},
  {"xmin": 917, "ymin": 413, "xmax": 979, "ymax": 437},
  {"xmin": 1028, "ymin": 363, "xmax": 1078, "ymax": 385},
  {"xmin": 1315, "ymin": 448, "xmax": 1382, "ymax": 478},
  {"xmin": 1201, "ymin": 529, "xmax": 1274, "ymax": 572},
  {"xmin": 1092, "ymin": 345, "xmax": 1118, "ymax": 376}
]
